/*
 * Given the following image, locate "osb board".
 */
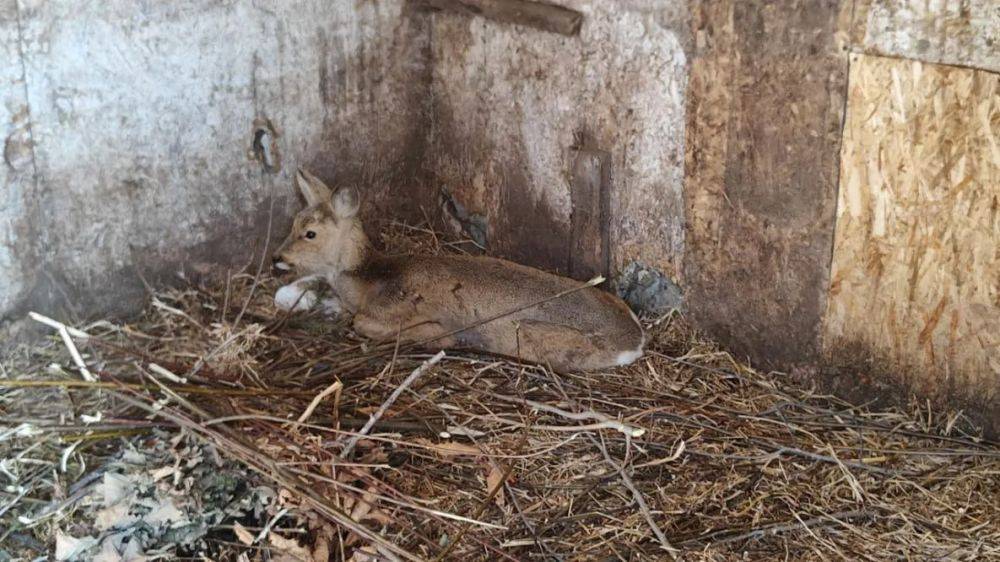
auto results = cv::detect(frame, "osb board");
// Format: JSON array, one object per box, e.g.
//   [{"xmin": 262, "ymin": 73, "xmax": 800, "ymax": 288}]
[
  {"xmin": 852, "ymin": 0, "xmax": 999, "ymax": 73},
  {"xmin": 683, "ymin": 0, "xmax": 850, "ymax": 367},
  {"xmin": 824, "ymin": 54, "xmax": 1000, "ymax": 404}
]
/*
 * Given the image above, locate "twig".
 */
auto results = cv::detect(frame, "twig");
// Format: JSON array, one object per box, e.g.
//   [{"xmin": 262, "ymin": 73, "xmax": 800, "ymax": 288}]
[
  {"xmin": 28, "ymin": 312, "xmax": 95, "ymax": 382},
  {"xmin": 148, "ymin": 363, "xmax": 188, "ymax": 384},
  {"xmin": 594, "ymin": 433, "xmax": 679, "ymax": 559},
  {"xmin": 683, "ymin": 510, "xmax": 872, "ymax": 548},
  {"xmin": 233, "ymin": 189, "xmax": 275, "ymax": 329},
  {"xmin": 340, "ymin": 351, "xmax": 446, "ymax": 459},
  {"xmin": 255, "ymin": 507, "xmax": 289, "ymax": 543},
  {"xmin": 485, "ymin": 391, "xmax": 645, "ymax": 438},
  {"xmin": 634, "ymin": 440, "xmax": 686, "ymax": 468},
  {"xmin": 151, "ymin": 298, "xmax": 205, "ymax": 331},
  {"xmin": 298, "ymin": 380, "xmax": 344, "ymax": 424},
  {"xmin": 27, "ymin": 311, "xmax": 90, "ymax": 339}
]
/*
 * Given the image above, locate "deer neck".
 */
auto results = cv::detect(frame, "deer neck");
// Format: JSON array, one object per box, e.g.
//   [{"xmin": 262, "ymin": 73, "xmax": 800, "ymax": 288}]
[
  {"xmin": 324, "ymin": 224, "xmax": 370, "ymax": 275},
  {"xmin": 325, "ymin": 227, "xmax": 380, "ymax": 312}
]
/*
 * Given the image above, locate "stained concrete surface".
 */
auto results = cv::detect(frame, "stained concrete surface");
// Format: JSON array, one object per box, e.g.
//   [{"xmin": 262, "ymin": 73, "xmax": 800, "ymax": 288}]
[
  {"xmin": 428, "ymin": 1, "xmax": 690, "ymax": 285},
  {"xmin": 0, "ymin": 0, "xmax": 429, "ymax": 324},
  {"xmin": 854, "ymin": 0, "xmax": 999, "ymax": 73},
  {"xmin": 3, "ymin": 0, "xmax": 692, "ymax": 325}
]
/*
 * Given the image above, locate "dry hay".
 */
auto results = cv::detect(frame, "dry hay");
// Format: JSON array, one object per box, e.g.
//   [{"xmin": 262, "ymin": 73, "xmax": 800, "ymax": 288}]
[{"xmin": 2, "ymin": 223, "xmax": 999, "ymax": 561}]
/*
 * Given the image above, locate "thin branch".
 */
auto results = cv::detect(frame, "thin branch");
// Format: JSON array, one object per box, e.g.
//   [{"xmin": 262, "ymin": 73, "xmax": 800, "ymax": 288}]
[{"xmin": 340, "ymin": 351, "xmax": 446, "ymax": 459}]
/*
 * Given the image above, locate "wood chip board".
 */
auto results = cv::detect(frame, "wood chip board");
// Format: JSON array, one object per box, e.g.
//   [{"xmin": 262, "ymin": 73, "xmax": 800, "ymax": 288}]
[{"xmin": 824, "ymin": 53, "xmax": 999, "ymax": 399}]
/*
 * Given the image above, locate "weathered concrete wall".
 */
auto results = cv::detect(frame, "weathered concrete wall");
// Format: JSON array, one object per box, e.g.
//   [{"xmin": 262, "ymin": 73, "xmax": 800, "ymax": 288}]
[
  {"xmin": 0, "ymin": 0, "xmax": 33, "ymax": 315},
  {"xmin": 0, "ymin": 0, "xmax": 429, "ymax": 322},
  {"xmin": 853, "ymin": 0, "xmax": 999, "ymax": 73},
  {"xmin": 427, "ymin": 0, "xmax": 689, "ymax": 307}
]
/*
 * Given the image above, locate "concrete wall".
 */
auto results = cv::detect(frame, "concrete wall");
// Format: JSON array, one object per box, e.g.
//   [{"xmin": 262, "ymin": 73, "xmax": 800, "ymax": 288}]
[
  {"xmin": 853, "ymin": 0, "xmax": 999, "ymax": 73},
  {"xmin": 427, "ymin": 0, "xmax": 689, "ymax": 310},
  {"xmin": 0, "ymin": 0, "xmax": 429, "ymax": 323}
]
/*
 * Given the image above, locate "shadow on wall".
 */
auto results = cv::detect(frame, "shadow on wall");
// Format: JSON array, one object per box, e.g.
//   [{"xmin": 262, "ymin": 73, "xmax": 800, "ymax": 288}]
[{"xmin": 819, "ymin": 338, "xmax": 1000, "ymax": 439}]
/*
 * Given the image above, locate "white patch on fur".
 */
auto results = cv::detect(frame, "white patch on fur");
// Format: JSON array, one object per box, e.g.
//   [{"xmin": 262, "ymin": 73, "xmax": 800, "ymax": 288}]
[
  {"xmin": 275, "ymin": 284, "xmax": 316, "ymax": 311},
  {"xmin": 275, "ymin": 275, "xmax": 342, "ymax": 315},
  {"xmin": 274, "ymin": 261, "xmax": 291, "ymax": 271},
  {"xmin": 614, "ymin": 346, "xmax": 644, "ymax": 367}
]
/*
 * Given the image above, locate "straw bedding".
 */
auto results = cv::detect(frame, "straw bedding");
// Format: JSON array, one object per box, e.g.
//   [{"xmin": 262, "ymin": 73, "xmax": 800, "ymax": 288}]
[{"xmin": 2, "ymin": 224, "xmax": 998, "ymax": 561}]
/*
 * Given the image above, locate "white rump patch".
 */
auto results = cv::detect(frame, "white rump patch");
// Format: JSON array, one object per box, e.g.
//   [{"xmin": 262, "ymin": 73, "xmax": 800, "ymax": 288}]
[{"xmin": 614, "ymin": 346, "xmax": 644, "ymax": 367}]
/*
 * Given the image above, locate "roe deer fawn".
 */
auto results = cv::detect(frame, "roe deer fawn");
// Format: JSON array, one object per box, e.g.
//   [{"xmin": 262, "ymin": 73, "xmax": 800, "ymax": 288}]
[{"xmin": 272, "ymin": 169, "xmax": 644, "ymax": 372}]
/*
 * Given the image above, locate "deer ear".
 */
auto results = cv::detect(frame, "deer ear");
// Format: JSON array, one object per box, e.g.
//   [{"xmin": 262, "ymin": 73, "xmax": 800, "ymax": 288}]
[
  {"xmin": 295, "ymin": 168, "xmax": 332, "ymax": 207},
  {"xmin": 332, "ymin": 186, "xmax": 360, "ymax": 219}
]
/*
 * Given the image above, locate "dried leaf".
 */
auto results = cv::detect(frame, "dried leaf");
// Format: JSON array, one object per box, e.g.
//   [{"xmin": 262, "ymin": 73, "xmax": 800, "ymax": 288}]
[
  {"xmin": 55, "ymin": 531, "xmax": 98, "ymax": 561},
  {"xmin": 347, "ymin": 545, "xmax": 380, "ymax": 562},
  {"xmin": 350, "ymin": 494, "xmax": 373, "ymax": 522},
  {"xmin": 144, "ymin": 497, "xmax": 188, "ymax": 527},
  {"xmin": 97, "ymin": 472, "xmax": 132, "ymax": 506},
  {"xmin": 95, "ymin": 502, "xmax": 137, "ymax": 531},
  {"xmin": 269, "ymin": 533, "xmax": 313, "ymax": 562},
  {"xmin": 311, "ymin": 526, "xmax": 334, "ymax": 562},
  {"xmin": 233, "ymin": 521, "xmax": 255, "ymax": 546},
  {"xmin": 149, "ymin": 466, "xmax": 176, "ymax": 481},
  {"xmin": 486, "ymin": 463, "xmax": 506, "ymax": 507}
]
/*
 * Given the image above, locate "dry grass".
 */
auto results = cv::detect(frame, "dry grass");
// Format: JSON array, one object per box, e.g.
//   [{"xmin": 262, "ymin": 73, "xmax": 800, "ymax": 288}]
[{"xmin": 2, "ymin": 223, "xmax": 999, "ymax": 561}]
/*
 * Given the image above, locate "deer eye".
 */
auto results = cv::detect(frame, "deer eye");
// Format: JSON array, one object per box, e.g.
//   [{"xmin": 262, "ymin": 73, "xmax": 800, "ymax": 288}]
[{"xmin": 304, "ymin": 230, "xmax": 317, "ymax": 239}]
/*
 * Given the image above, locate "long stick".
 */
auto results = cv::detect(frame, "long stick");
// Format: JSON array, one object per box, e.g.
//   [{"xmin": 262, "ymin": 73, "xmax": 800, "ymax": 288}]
[
  {"xmin": 339, "ymin": 351, "xmax": 446, "ymax": 459},
  {"xmin": 486, "ymin": 390, "xmax": 645, "ymax": 437},
  {"xmin": 0, "ymin": 379, "xmax": 311, "ymax": 396}
]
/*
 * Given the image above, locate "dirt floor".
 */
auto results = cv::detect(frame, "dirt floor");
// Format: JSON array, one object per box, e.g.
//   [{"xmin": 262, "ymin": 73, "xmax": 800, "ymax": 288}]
[{"xmin": 2, "ymin": 225, "xmax": 999, "ymax": 561}]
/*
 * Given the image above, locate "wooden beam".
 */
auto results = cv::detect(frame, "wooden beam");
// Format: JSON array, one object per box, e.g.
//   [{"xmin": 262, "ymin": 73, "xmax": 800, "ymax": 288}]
[
  {"xmin": 411, "ymin": 0, "xmax": 583, "ymax": 36},
  {"xmin": 568, "ymin": 145, "xmax": 610, "ymax": 281}
]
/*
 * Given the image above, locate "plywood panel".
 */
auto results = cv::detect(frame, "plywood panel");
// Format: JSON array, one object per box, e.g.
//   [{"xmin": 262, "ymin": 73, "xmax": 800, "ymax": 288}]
[
  {"xmin": 684, "ymin": 0, "xmax": 850, "ymax": 367},
  {"xmin": 825, "ymin": 54, "xmax": 1000, "ymax": 401}
]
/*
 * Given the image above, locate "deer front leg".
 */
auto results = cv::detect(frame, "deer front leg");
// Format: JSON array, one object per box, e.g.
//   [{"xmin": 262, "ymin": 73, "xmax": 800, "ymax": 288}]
[{"xmin": 275, "ymin": 275, "xmax": 343, "ymax": 314}]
